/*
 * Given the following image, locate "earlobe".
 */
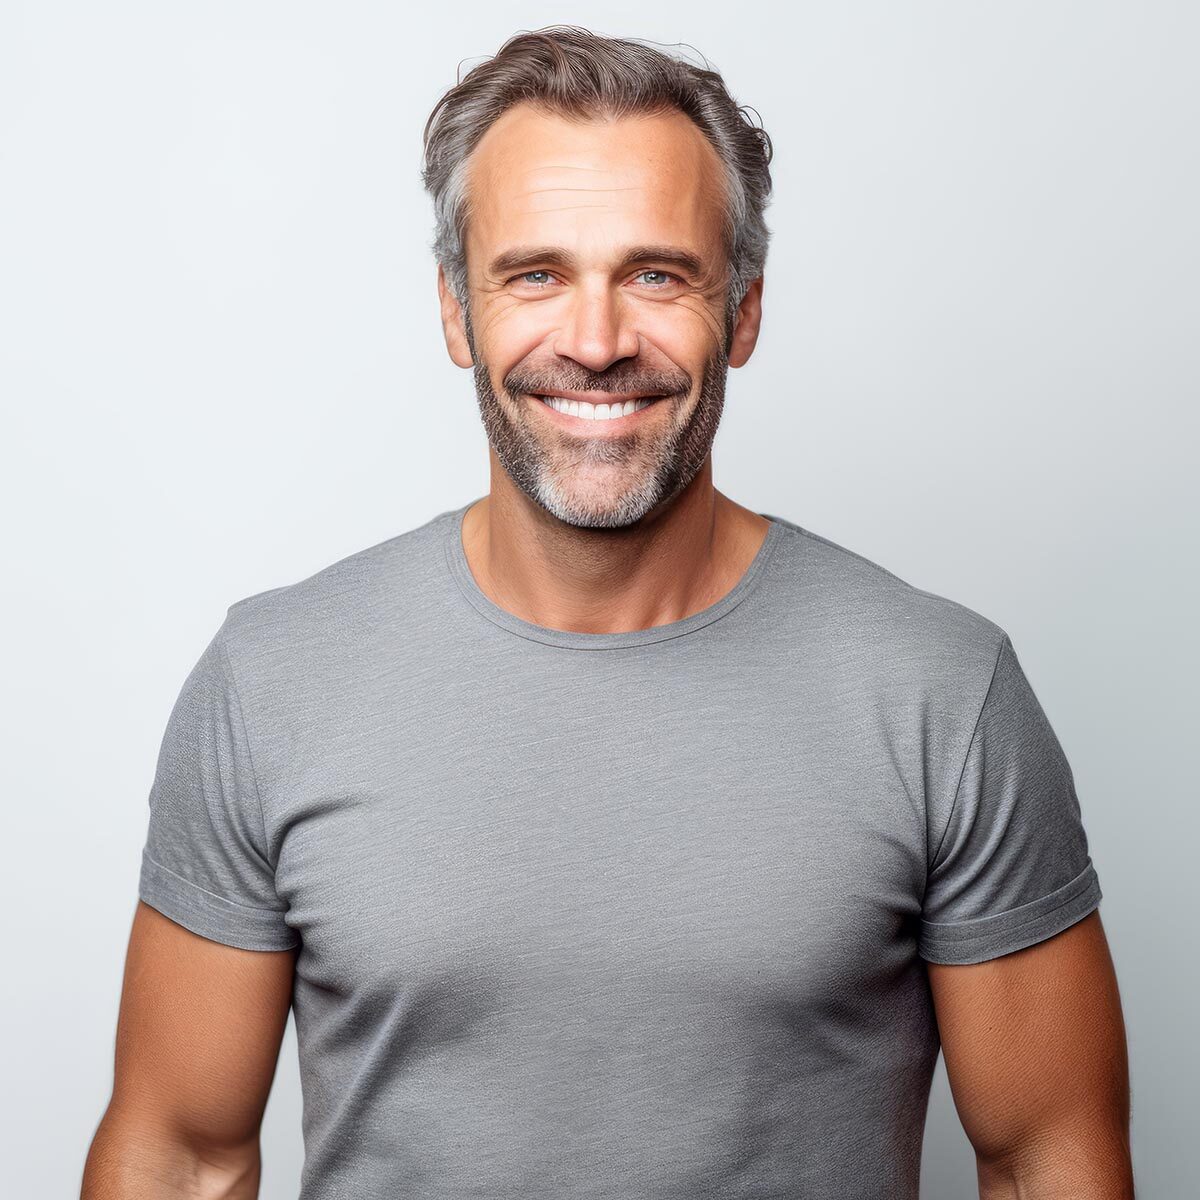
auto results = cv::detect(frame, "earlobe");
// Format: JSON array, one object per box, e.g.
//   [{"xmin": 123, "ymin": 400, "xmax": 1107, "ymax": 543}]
[{"xmin": 437, "ymin": 265, "xmax": 475, "ymax": 368}]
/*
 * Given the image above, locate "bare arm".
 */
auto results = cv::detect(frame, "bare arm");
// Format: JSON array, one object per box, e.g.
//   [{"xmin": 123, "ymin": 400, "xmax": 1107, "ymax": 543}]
[
  {"xmin": 928, "ymin": 910, "xmax": 1133, "ymax": 1198},
  {"xmin": 82, "ymin": 901, "xmax": 297, "ymax": 1199}
]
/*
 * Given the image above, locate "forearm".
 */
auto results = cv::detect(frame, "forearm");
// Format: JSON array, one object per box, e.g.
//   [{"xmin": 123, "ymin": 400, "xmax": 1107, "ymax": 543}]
[
  {"xmin": 976, "ymin": 1130, "xmax": 1135, "ymax": 1200},
  {"xmin": 81, "ymin": 1107, "xmax": 262, "ymax": 1200}
]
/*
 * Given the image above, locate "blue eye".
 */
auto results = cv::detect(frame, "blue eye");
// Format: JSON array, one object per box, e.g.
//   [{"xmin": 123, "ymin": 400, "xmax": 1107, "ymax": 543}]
[{"xmin": 635, "ymin": 270, "xmax": 678, "ymax": 287}]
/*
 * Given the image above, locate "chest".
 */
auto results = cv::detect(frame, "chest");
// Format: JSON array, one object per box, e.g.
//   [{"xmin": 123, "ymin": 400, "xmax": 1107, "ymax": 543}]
[{"xmin": 267, "ymin": 661, "xmax": 929, "ymax": 1010}]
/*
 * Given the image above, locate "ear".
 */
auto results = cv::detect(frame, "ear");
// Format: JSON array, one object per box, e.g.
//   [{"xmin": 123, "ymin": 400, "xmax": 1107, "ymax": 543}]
[
  {"xmin": 727, "ymin": 276, "xmax": 764, "ymax": 369},
  {"xmin": 437, "ymin": 264, "xmax": 474, "ymax": 368}
]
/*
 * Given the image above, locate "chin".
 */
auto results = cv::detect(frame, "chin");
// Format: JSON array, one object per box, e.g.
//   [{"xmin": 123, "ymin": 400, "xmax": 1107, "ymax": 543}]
[{"xmin": 531, "ymin": 476, "xmax": 670, "ymax": 530}]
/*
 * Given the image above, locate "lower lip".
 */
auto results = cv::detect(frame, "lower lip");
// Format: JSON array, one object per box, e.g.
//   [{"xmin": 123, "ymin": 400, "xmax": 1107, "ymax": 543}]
[{"xmin": 527, "ymin": 393, "xmax": 667, "ymax": 430}]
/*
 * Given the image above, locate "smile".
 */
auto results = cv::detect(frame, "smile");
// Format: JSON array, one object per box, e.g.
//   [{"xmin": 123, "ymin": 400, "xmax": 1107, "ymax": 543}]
[{"xmin": 528, "ymin": 393, "xmax": 664, "ymax": 423}]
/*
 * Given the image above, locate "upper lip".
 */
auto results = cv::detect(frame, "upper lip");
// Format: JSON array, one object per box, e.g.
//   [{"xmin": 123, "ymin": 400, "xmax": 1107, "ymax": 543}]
[{"xmin": 533, "ymin": 389, "xmax": 665, "ymax": 403}]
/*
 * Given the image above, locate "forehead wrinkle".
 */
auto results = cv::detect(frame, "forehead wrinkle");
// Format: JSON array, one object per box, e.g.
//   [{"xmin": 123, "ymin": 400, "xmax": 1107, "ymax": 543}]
[
  {"xmin": 522, "ymin": 185, "xmax": 644, "ymax": 194},
  {"xmin": 517, "ymin": 202, "xmax": 641, "ymax": 214},
  {"xmin": 529, "ymin": 163, "xmax": 626, "ymax": 172}
]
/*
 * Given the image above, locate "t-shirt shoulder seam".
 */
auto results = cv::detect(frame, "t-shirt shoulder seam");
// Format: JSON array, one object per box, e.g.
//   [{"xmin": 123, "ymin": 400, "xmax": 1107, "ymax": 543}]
[
  {"xmin": 927, "ymin": 630, "xmax": 1012, "ymax": 875},
  {"xmin": 215, "ymin": 616, "xmax": 276, "ymax": 870}
]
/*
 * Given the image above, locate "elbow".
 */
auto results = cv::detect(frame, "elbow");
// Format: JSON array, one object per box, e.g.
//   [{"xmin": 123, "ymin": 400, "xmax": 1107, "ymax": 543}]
[
  {"xmin": 975, "ymin": 1126, "xmax": 1135, "ymax": 1200},
  {"xmin": 82, "ymin": 1103, "xmax": 263, "ymax": 1200}
]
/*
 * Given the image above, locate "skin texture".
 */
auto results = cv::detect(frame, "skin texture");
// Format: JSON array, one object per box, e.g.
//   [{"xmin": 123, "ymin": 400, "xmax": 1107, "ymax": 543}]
[
  {"xmin": 81, "ymin": 902, "xmax": 296, "ymax": 1197},
  {"xmin": 437, "ymin": 101, "xmax": 771, "ymax": 636},
  {"xmin": 928, "ymin": 910, "xmax": 1134, "ymax": 1196}
]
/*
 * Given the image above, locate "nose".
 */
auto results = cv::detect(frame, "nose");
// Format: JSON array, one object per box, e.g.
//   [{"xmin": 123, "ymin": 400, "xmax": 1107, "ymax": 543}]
[{"xmin": 551, "ymin": 278, "xmax": 641, "ymax": 374}]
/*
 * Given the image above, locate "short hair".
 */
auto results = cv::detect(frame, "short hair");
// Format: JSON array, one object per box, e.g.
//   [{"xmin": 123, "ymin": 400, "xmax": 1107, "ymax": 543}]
[{"xmin": 420, "ymin": 25, "xmax": 774, "ymax": 333}]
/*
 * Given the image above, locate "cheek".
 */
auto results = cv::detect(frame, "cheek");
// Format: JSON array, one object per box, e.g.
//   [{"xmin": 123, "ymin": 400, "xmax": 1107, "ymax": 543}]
[
  {"xmin": 476, "ymin": 303, "xmax": 555, "ymax": 373},
  {"xmin": 636, "ymin": 302, "xmax": 723, "ymax": 372},
  {"xmin": 673, "ymin": 297, "xmax": 728, "ymax": 351}
]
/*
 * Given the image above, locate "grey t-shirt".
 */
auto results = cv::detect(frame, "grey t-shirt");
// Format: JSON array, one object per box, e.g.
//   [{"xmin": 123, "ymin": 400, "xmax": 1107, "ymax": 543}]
[{"xmin": 137, "ymin": 498, "xmax": 1102, "ymax": 1199}]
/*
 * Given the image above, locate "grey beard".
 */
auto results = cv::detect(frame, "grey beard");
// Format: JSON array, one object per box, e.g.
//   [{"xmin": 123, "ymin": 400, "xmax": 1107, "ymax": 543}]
[{"xmin": 462, "ymin": 303, "xmax": 733, "ymax": 530}]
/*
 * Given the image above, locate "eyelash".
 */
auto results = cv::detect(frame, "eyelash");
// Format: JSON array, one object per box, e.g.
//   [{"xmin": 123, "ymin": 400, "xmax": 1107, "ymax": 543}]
[{"xmin": 510, "ymin": 269, "xmax": 682, "ymax": 291}]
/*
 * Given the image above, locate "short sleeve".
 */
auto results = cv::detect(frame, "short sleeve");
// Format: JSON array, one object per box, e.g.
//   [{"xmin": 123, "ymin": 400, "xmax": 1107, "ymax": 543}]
[
  {"xmin": 137, "ymin": 615, "xmax": 298, "ymax": 951},
  {"xmin": 918, "ymin": 633, "xmax": 1102, "ymax": 964}
]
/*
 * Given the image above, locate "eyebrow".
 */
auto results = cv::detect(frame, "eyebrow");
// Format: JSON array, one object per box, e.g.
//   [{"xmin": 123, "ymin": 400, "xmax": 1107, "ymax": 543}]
[{"xmin": 486, "ymin": 244, "xmax": 706, "ymax": 282}]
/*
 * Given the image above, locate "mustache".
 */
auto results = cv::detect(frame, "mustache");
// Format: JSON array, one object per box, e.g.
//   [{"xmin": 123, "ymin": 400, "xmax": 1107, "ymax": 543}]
[{"xmin": 504, "ymin": 370, "xmax": 691, "ymax": 398}]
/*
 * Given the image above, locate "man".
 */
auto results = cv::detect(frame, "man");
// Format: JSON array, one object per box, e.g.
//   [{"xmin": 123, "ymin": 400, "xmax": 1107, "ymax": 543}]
[{"xmin": 84, "ymin": 25, "xmax": 1133, "ymax": 1200}]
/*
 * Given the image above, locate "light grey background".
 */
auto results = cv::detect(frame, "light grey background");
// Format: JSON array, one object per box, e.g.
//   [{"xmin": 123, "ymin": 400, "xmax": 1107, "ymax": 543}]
[{"xmin": 2, "ymin": 3, "xmax": 1195, "ymax": 1196}]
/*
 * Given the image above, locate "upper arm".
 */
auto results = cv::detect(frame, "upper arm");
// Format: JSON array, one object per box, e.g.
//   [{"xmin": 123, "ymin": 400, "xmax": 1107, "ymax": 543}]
[
  {"xmin": 113, "ymin": 611, "xmax": 299, "ymax": 1149},
  {"xmin": 928, "ymin": 910, "xmax": 1131, "ymax": 1170},
  {"xmin": 918, "ymin": 633, "xmax": 1131, "ymax": 1181},
  {"xmin": 110, "ymin": 900, "xmax": 296, "ymax": 1153}
]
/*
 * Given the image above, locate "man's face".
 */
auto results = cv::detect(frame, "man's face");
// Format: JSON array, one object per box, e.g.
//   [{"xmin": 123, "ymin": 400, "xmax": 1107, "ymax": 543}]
[{"xmin": 440, "ymin": 102, "xmax": 758, "ymax": 529}]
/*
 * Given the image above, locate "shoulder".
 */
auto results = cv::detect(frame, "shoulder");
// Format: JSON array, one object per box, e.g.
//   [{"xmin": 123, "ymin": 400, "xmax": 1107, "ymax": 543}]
[
  {"xmin": 763, "ymin": 513, "xmax": 1008, "ymax": 704},
  {"xmin": 215, "ymin": 505, "xmax": 458, "ymax": 683}
]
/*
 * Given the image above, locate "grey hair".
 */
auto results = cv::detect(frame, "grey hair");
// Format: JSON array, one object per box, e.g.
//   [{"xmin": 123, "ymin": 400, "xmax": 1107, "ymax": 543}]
[{"xmin": 420, "ymin": 26, "xmax": 774, "ymax": 338}]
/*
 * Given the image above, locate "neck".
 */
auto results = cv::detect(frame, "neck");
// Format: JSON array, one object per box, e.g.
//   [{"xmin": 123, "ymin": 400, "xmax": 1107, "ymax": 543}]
[{"xmin": 460, "ymin": 463, "xmax": 772, "ymax": 636}]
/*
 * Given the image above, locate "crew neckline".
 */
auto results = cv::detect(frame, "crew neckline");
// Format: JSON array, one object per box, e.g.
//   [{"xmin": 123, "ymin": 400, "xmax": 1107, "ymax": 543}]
[{"xmin": 442, "ymin": 497, "xmax": 786, "ymax": 650}]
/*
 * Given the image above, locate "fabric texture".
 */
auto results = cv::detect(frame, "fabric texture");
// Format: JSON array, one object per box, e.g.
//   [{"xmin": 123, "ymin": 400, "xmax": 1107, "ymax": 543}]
[{"xmin": 137, "ymin": 497, "xmax": 1102, "ymax": 1199}]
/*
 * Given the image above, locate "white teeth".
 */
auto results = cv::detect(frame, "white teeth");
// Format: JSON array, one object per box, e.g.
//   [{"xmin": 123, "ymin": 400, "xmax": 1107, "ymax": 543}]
[{"xmin": 539, "ymin": 396, "xmax": 655, "ymax": 420}]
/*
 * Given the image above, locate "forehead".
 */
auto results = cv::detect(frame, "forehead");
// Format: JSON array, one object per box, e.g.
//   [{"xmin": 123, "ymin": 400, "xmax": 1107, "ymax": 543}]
[{"xmin": 464, "ymin": 103, "xmax": 727, "ymax": 255}]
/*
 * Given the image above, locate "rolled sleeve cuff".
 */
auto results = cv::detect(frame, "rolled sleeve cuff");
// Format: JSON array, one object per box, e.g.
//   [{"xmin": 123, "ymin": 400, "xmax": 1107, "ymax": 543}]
[
  {"xmin": 918, "ymin": 862, "xmax": 1102, "ymax": 965},
  {"xmin": 138, "ymin": 849, "xmax": 299, "ymax": 952}
]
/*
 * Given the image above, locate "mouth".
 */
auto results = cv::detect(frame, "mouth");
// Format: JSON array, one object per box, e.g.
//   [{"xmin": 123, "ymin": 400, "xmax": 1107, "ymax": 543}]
[{"xmin": 525, "ymin": 391, "xmax": 669, "ymax": 427}]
